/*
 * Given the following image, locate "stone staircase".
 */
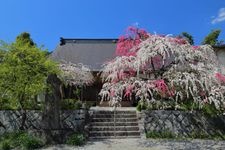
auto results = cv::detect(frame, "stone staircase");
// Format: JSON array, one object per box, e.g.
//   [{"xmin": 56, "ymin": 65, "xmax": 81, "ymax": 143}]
[{"xmin": 89, "ymin": 108, "xmax": 140, "ymax": 139}]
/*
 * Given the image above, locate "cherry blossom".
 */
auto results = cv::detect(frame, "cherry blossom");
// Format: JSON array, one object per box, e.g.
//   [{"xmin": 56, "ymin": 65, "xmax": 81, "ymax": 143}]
[
  {"xmin": 99, "ymin": 27, "xmax": 225, "ymax": 110},
  {"xmin": 59, "ymin": 62, "xmax": 94, "ymax": 86}
]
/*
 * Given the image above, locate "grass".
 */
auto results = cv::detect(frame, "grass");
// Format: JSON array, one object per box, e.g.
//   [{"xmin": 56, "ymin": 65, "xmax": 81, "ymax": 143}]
[{"xmin": 146, "ymin": 130, "xmax": 225, "ymax": 140}]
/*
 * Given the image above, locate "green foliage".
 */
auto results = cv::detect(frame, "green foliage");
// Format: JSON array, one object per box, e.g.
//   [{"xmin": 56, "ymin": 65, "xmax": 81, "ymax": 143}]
[
  {"xmin": 0, "ymin": 140, "xmax": 11, "ymax": 150},
  {"xmin": 0, "ymin": 49, "xmax": 5, "ymax": 63},
  {"xmin": 136, "ymin": 101, "xmax": 147, "ymax": 112},
  {"xmin": 179, "ymin": 101, "xmax": 221, "ymax": 116},
  {"xmin": 137, "ymin": 99, "xmax": 176, "ymax": 112},
  {"xmin": 148, "ymin": 100, "xmax": 176, "ymax": 110},
  {"xmin": 17, "ymin": 132, "xmax": 43, "ymax": 150},
  {"xmin": 189, "ymin": 131, "xmax": 209, "ymax": 139},
  {"xmin": 146, "ymin": 130, "xmax": 224, "ymax": 140},
  {"xmin": 83, "ymin": 101, "xmax": 96, "ymax": 109},
  {"xmin": 0, "ymin": 32, "xmax": 59, "ymax": 110},
  {"xmin": 189, "ymin": 130, "xmax": 224, "ymax": 140},
  {"xmin": 73, "ymin": 88, "xmax": 81, "ymax": 98},
  {"xmin": 146, "ymin": 130, "xmax": 175, "ymax": 139},
  {"xmin": 61, "ymin": 99, "xmax": 82, "ymax": 110},
  {"xmin": 0, "ymin": 98, "xmax": 17, "ymax": 110},
  {"xmin": 202, "ymin": 29, "xmax": 221, "ymax": 46},
  {"xmin": 179, "ymin": 100, "xmax": 199, "ymax": 111},
  {"xmin": 66, "ymin": 133, "xmax": 85, "ymax": 146},
  {"xmin": 202, "ymin": 103, "xmax": 221, "ymax": 117},
  {"xmin": 137, "ymin": 98, "xmax": 221, "ymax": 116},
  {"xmin": 74, "ymin": 101, "xmax": 82, "ymax": 109},
  {"xmin": 180, "ymin": 32, "xmax": 194, "ymax": 45},
  {"xmin": 15, "ymin": 32, "xmax": 35, "ymax": 47},
  {"xmin": 0, "ymin": 131, "xmax": 44, "ymax": 150}
]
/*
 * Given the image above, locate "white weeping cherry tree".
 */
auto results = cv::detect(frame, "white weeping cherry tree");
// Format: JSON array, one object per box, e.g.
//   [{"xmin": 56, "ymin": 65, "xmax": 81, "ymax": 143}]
[
  {"xmin": 58, "ymin": 61, "xmax": 94, "ymax": 101},
  {"xmin": 59, "ymin": 62, "xmax": 94, "ymax": 86},
  {"xmin": 99, "ymin": 27, "xmax": 225, "ymax": 112}
]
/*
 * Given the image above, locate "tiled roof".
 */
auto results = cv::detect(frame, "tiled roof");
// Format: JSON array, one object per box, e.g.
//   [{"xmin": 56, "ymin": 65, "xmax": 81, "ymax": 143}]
[{"xmin": 51, "ymin": 38, "xmax": 118, "ymax": 71}]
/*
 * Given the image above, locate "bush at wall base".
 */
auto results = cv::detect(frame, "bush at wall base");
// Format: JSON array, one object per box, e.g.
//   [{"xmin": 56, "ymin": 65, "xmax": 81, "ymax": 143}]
[
  {"xmin": 66, "ymin": 133, "xmax": 86, "ymax": 146},
  {"xmin": 0, "ymin": 131, "xmax": 44, "ymax": 150}
]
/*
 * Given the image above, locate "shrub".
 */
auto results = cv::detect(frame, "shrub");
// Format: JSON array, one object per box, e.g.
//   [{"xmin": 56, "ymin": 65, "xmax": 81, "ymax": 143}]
[
  {"xmin": 189, "ymin": 131, "xmax": 209, "ymax": 139},
  {"xmin": 61, "ymin": 99, "xmax": 83, "ymax": 110},
  {"xmin": 82, "ymin": 101, "xmax": 96, "ymax": 109},
  {"xmin": 17, "ymin": 133, "xmax": 44, "ymax": 150},
  {"xmin": 0, "ymin": 140, "xmax": 11, "ymax": 150},
  {"xmin": 66, "ymin": 133, "xmax": 85, "ymax": 146},
  {"xmin": 202, "ymin": 103, "xmax": 221, "ymax": 117},
  {"xmin": 136, "ymin": 101, "xmax": 147, "ymax": 112},
  {"xmin": 0, "ymin": 131, "xmax": 44, "ymax": 150},
  {"xmin": 74, "ymin": 101, "xmax": 82, "ymax": 110},
  {"xmin": 189, "ymin": 130, "xmax": 223, "ymax": 139}
]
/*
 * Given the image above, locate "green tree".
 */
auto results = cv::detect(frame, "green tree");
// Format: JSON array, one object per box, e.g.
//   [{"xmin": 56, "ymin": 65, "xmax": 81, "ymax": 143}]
[
  {"xmin": 202, "ymin": 29, "xmax": 221, "ymax": 46},
  {"xmin": 180, "ymin": 32, "xmax": 194, "ymax": 45},
  {"xmin": 0, "ymin": 49, "xmax": 5, "ymax": 63},
  {"xmin": 16, "ymin": 32, "xmax": 35, "ymax": 47},
  {"xmin": 0, "ymin": 32, "xmax": 58, "ymax": 111},
  {"xmin": 0, "ymin": 41, "xmax": 8, "ymax": 63}
]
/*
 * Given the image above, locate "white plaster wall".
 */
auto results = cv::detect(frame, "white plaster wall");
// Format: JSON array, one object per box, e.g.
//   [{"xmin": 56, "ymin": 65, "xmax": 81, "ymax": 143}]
[{"xmin": 216, "ymin": 50, "xmax": 225, "ymax": 74}]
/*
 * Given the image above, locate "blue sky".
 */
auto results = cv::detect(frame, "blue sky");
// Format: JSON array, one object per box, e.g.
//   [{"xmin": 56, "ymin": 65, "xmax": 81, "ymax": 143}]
[{"xmin": 0, "ymin": 0, "xmax": 224, "ymax": 51}]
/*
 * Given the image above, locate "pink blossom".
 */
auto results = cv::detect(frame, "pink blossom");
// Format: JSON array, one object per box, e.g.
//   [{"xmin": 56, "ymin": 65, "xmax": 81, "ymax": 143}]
[
  {"xmin": 203, "ymin": 98, "xmax": 208, "ymax": 103},
  {"xmin": 168, "ymin": 88, "xmax": 175, "ymax": 97},
  {"xmin": 154, "ymin": 79, "xmax": 169, "ymax": 97},
  {"xmin": 169, "ymin": 37, "xmax": 187, "ymax": 45},
  {"xmin": 215, "ymin": 73, "xmax": 225, "ymax": 83},
  {"xmin": 110, "ymin": 89, "xmax": 115, "ymax": 97},
  {"xmin": 192, "ymin": 46, "xmax": 199, "ymax": 50},
  {"xmin": 124, "ymin": 84, "xmax": 134, "ymax": 99},
  {"xmin": 100, "ymin": 26, "xmax": 224, "ymax": 110},
  {"xmin": 152, "ymin": 55, "xmax": 163, "ymax": 69},
  {"xmin": 199, "ymin": 91, "xmax": 206, "ymax": 97},
  {"xmin": 116, "ymin": 26, "xmax": 149, "ymax": 56}
]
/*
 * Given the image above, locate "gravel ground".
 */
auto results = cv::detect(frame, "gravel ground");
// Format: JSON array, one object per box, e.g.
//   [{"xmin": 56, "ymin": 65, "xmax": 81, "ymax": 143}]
[{"xmin": 40, "ymin": 138, "xmax": 225, "ymax": 150}]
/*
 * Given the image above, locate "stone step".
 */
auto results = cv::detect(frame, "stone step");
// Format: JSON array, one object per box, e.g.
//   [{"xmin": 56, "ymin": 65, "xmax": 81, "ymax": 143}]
[
  {"xmin": 91, "ymin": 122, "xmax": 139, "ymax": 126},
  {"xmin": 90, "ymin": 126, "xmax": 139, "ymax": 131},
  {"xmin": 92, "ymin": 118, "xmax": 137, "ymax": 122},
  {"xmin": 89, "ymin": 131, "xmax": 141, "ymax": 137},
  {"xmin": 92, "ymin": 114, "xmax": 137, "ymax": 118},
  {"xmin": 92, "ymin": 111, "xmax": 136, "ymax": 115}
]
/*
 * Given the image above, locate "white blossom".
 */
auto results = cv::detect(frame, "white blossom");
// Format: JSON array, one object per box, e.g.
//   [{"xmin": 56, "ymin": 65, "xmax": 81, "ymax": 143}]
[
  {"xmin": 99, "ymin": 34, "xmax": 225, "ymax": 110},
  {"xmin": 59, "ymin": 62, "xmax": 94, "ymax": 86}
]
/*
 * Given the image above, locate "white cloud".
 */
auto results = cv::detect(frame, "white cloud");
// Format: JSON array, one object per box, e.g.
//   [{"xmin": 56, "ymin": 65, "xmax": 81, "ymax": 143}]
[{"xmin": 211, "ymin": 8, "xmax": 225, "ymax": 24}]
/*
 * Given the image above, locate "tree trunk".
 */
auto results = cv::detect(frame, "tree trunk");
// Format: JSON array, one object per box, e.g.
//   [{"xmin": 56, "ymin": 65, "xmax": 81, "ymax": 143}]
[
  {"xmin": 18, "ymin": 94, "xmax": 27, "ymax": 130},
  {"xmin": 20, "ymin": 109, "xmax": 27, "ymax": 130}
]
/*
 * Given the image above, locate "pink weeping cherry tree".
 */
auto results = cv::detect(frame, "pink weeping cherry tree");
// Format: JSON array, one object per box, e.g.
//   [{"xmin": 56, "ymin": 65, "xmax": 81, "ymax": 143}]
[{"xmin": 99, "ymin": 26, "xmax": 225, "ymax": 111}]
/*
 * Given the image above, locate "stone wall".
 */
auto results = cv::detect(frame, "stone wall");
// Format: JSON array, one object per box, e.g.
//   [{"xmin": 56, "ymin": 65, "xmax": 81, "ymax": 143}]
[
  {"xmin": 141, "ymin": 110, "xmax": 225, "ymax": 138},
  {"xmin": 0, "ymin": 110, "xmax": 87, "ymax": 135}
]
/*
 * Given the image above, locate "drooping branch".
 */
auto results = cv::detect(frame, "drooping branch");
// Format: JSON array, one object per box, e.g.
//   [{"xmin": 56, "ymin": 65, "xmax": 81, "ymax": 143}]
[
  {"xmin": 59, "ymin": 62, "xmax": 94, "ymax": 86},
  {"xmin": 99, "ymin": 26, "xmax": 225, "ymax": 111}
]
